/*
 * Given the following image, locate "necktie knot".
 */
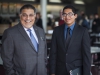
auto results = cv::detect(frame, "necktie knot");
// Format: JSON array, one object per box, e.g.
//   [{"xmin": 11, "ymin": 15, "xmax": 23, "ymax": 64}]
[
  {"xmin": 27, "ymin": 29, "xmax": 31, "ymax": 32},
  {"xmin": 67, "ymin": 27, "xmax": 70, "ymax": 35},
  {"xmin": 27, "ymin": 29, "xmax": 32, "ymax": 36}
]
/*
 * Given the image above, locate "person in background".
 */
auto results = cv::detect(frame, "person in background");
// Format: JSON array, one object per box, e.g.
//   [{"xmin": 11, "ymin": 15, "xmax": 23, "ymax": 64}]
[
  {"xmin": 15, "ymin": 12, "xmax": 20, "ymax": 22},
  {"xmin": 88, "ymin": 14, "xmax": 94, "ymax": 32},
  {"xmin": 49, "ymin": 5, "xmax": 91, "ymax": 75},
  {"xmin": 92, "ymin": 13, "xmax": 100, "ymax": 33},
  {"xmin": 1, "ymin": 4, "xmax": 47, "ymax": 75},
  {"xmin": 58, "ymin": 9, "xmax": 64, "ymax": 26},
  {"xmin": 76, "ymin": 10, "xmax": 84, "ymax": 25},
  {"xmin": 81, "ymin": 14, "xmax": 90, "ymax": 29},
  {"xmin": 35, "ymin": 12, "xmax": 43, "ymax": 29}
]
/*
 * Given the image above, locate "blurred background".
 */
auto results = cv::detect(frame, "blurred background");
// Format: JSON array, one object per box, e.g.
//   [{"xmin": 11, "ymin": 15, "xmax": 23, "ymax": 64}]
[{"xmin": 0, "ymin": 0, "xmax": 100, "ymax": 75}]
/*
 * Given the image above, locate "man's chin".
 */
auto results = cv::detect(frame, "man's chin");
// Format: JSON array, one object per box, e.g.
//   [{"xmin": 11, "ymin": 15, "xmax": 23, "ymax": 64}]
[{"xmin": 22, "ymin": 24, "xmax": 33, "ymax": 28}]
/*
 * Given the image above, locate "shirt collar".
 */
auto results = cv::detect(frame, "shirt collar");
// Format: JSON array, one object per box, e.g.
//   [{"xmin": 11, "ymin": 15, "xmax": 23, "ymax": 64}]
[
  {"xmin": 65, "ymin": 22, "xmax": 75, "ymax": 31},
  {"xmin": 24, "ymin": 27, "xmax": 34, "ymax": 31}
]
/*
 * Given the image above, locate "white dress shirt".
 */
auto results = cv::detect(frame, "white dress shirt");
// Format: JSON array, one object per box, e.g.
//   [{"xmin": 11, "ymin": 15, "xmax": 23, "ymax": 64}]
[{"xmin": 24, "ymin": 27, "xmax": 39, "ymax": 43}]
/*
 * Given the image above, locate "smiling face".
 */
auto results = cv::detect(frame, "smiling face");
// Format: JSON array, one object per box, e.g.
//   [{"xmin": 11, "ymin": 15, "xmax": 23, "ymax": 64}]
[
  {"xmin": 62, "ymin": 8, "xmax": 77, "ymax": 27},
  {"xmin": 19, "ymin": 8, "xmax": 36, "ymax": 28}
]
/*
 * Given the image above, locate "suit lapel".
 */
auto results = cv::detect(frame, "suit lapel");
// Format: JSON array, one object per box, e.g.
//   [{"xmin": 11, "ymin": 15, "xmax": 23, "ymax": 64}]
[
  {"xmin": 60, "ymin": 24, "xmax": 66, "ymax": 51},
  {"xmin": 17, "ymin": 23, "xmax": 37, "ymax": 52}
]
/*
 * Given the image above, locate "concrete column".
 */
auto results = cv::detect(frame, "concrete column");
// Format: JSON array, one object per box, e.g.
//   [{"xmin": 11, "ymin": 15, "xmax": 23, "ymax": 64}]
[{"xmin": 40, "ymin": 0, "xmax": 47, "ymax": 33}]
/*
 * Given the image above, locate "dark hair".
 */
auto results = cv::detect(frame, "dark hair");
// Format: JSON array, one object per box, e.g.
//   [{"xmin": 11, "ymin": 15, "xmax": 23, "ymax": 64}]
[
  {"xmin": 62, "ymin": 5, "xmax": 78, "ymax": 14},
  {"xmin": 20, "ymin": 4, "xmax": 36, "ymax": 14}
]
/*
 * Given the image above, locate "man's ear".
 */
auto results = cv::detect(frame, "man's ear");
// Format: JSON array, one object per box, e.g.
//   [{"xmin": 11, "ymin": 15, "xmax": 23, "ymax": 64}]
[
  {"xmin": 75, "ymin": 14, "xmax": 77, "ymax": 19},
  {"xmin": 34, "ymin": 14, "xmax": 36, "ymax": 18}
]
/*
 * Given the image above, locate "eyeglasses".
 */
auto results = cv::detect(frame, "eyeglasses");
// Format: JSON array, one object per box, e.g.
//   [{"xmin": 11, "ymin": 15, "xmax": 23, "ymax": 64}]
[
  {"xmin": 62, "ymin": 12, "xmax": 75, "ymax": 17},
  {"xmin": 21, "ymin": 13, "xmax": 35, "ymax": 18}
]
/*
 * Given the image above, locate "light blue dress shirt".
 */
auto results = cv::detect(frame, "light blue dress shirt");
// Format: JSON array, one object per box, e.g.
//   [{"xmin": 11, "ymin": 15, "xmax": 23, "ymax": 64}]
[{"xmin": 64, "ymin": 22, "xmax": 75, "ymax": 39}]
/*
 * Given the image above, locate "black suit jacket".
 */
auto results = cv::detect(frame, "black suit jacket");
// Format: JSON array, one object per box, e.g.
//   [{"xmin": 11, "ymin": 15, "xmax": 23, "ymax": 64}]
[{"xmin": 49, "ymin": 23, "xmax": 91, "ymax": 75}]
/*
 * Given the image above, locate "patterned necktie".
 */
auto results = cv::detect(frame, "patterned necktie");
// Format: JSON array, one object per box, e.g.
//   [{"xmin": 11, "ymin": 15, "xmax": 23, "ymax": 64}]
[
  {"xmin": 27, "ymin": 29, "xmax": 38, "ymax": 51},
  {"xmin": 65, "ymin": 27, "xmax": 71, "ymax": 49}
]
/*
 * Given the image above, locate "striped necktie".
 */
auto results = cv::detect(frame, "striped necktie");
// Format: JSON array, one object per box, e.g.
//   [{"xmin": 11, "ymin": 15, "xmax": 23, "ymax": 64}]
[{"xmin": 27, "ymin": 29, "xmax": 38, "ymax": 51}]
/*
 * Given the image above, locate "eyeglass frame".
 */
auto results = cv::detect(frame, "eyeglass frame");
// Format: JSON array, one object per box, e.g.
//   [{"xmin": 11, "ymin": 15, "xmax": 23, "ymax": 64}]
[
  {"xmin": 20, "ymin": 13, "xmax": 36, "ymax": 18},
  {"xmin": 62, "ymin": 12, "xmax": 75, "ymax": 17}
]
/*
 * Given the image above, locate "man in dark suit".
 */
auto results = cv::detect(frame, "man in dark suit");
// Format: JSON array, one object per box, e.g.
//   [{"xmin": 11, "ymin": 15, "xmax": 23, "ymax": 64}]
[
  {"xmin": 49, "ymin": 5, "xmax": 91, "ymax": 75},
  {"xmin": 1, "ymin": 4, "xmax": 47, "ymax": 75}
]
